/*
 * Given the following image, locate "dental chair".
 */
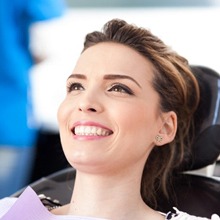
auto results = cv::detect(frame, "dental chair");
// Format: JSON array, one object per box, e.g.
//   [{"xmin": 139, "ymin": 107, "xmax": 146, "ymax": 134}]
[
  {"xmin": 157, "ymin": 65, "xmax": 220, "ymax": 216},
  {"xmin": 13, "ymin": 65, "xmax": 220, "ymax": 217}
]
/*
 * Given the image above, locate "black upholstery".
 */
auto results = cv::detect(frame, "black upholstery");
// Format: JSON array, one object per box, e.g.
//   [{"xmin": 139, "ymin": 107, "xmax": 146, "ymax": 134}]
[
  {"xmin": 157, "ymin": 173, "xmax": 220, "ymax": 217},
  {"xmin": 12, "ymin": 167, "xmax": 74, "ymax": 205},
  {"xmin": 181, "ymin": 65, "xmax": 220, "ymax": 171},
  {"xmin": 12, "ymin": 66, "xmax": 220, "ymax": 217},
  {"xmin": 158, "ymin": 65, "xmax": 220, "ymax": 217}
]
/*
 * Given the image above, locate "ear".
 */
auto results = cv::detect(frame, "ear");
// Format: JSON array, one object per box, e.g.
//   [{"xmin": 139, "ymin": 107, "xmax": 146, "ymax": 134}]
[{"xmin": 155, "ymin": 111, "xmax": 177, "ymax": 146}]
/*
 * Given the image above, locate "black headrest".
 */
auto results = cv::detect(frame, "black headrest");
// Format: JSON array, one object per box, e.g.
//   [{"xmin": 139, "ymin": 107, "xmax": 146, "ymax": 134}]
[{"xmin": 181, "ymin": 65, "xmax": 220, "ymax": 171}]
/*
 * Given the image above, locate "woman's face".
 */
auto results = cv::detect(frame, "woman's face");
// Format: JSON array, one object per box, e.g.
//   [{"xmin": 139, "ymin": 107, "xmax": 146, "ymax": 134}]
[{"xmin": 57, "ymin": 42, "xmax": 165, "ymax": 174}]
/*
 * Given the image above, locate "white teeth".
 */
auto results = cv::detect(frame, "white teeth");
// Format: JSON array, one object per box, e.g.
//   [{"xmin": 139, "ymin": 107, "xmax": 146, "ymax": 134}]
[{"xmin": 74, "ymin": 126, "xmax": 111, "ymax": 136}]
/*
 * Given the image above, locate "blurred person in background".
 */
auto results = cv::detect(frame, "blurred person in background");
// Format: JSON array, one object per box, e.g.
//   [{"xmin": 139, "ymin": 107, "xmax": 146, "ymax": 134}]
[{"xmin": 0, "ymin": 0, "xmax": 66, "ymax": 198}]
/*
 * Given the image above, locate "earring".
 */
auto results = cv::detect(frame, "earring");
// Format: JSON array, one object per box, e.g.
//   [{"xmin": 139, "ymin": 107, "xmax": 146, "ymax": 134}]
[{"xmin": 155, "ymin": 135, "xmax": 163, "ymax": 142}]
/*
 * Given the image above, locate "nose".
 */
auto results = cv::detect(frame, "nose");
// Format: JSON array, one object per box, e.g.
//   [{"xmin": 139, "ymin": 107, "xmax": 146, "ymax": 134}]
[
  {"xmin": 79, "ymin": 105, "xmax": 97, "ymax": 112},
  {"xmin": 78, "ymin": 92, "xmax": 103, "ymax": 113}
]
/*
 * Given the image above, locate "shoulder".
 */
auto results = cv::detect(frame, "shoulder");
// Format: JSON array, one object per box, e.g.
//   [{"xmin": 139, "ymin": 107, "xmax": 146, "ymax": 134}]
[
  {"xmin": 165, "ymin": 208, "xmax": 220, "ymax": 220},
  {"xmin": 0, "ymin": 197, "xmax": 17, "ymax": 218}
]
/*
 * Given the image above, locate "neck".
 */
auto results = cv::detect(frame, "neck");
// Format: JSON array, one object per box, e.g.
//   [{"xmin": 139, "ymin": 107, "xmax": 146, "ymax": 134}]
[{"xmin": 66, "ymin": 168, "xmax": 158, "ymax": 220}]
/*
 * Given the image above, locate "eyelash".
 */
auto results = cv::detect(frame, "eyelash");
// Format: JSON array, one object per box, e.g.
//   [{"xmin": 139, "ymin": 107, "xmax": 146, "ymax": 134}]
[
  {"xmin": 67, "ymin": 82, "xmax": 84, "ymax": 93},
  {"xmin": 108, "ymin": 83, "xmax": 134, "ymax": 95},
  {"xmin": 66, "ymin": 82, "xmax": 134, "ymax": 95}
]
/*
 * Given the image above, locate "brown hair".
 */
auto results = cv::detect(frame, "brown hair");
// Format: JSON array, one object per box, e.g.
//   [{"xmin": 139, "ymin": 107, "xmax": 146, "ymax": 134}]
[{"xmin": 82, "ymin": 19, "xmax": 200, "ymax": 208}]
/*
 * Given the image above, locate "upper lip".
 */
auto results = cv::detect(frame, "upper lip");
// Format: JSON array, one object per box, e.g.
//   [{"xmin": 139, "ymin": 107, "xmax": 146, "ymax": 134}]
[{"xmin": 71, "ymin": 121, "xmax": 113, "ymax": 136}]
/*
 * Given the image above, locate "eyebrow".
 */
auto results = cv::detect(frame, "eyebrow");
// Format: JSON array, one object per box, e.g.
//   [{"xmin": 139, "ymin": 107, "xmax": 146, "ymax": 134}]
[
  {"xmin": 104, "ymin": 74, "xmax": 141, "ymax": 88},
  {"xmin": 68, "ymin": 74, "xmax": 86, "ymax": 80},
  {"xmin": 67, "ymin": 73, "xmax": 141, "ymax": 88}
]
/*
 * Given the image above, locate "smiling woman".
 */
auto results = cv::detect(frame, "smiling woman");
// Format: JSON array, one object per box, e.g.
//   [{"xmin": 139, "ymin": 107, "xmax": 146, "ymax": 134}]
[
  {"xmin": 0, "ymin": 19, "xmax": 219, "ymax": 220},
  {"xmin": 58, "ymin": 42, "xmax": 163, "ymax": 179}
]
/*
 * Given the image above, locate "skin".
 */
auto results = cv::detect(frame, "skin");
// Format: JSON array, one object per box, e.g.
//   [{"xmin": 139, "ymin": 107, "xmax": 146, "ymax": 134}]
[{"xmin": 56, "ymin": 42, "xmax": 177, "ymax": 220}]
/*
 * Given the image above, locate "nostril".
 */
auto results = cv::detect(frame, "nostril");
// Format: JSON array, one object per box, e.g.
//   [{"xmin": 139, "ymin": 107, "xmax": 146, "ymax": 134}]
[
  {"xmin": 88, "ymin": 108, "xmax": 96, "ymax": 112},
  {"xmin": 78, "ymin": 105, "xmax": 99, "ymax": 112}
]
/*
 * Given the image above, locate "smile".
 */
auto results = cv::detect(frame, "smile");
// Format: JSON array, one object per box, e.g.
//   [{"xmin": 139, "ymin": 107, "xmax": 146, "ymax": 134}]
[{"xmin": 73, "ymin": 125, "xmax": 113, "ymax": 136}]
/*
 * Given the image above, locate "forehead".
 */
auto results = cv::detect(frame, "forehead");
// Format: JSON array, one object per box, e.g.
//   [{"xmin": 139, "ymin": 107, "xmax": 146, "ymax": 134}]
[
  {"xmin": 80, "ymin": 42, "xmax": 151, "ymax": 64},
  {"xmin": 74, "ymin": 42, "xmax": 155, "ymax": 83}
]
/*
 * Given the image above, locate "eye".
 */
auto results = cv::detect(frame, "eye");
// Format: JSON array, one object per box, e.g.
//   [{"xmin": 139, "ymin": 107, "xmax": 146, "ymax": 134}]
[
  {"xmin": 108, "ymin": 83, "xmax": 134, "ymax": 95},
  {"xmin": 67, "ymin": 82, "xmax": 84, "ymax": 93}
]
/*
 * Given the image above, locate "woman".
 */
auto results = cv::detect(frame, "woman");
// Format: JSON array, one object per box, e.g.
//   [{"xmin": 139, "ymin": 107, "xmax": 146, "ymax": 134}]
[{"xmin": 0, "ymin": 19, "xmax": 219, "ymax": 220}]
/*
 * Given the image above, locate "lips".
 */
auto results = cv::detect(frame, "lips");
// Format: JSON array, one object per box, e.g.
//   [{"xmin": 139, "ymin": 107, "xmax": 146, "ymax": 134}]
[{"xmin": 72, "ymin": 122, "xmax": 113, "ymax": 137}]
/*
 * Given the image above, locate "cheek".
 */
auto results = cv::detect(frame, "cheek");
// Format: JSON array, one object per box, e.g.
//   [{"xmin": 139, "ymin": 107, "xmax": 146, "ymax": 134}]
[
  {"xmin": 57, "ymin": 100, "xmax": 72, "ymax": 127},
  {"xmin": 117, "ymin": 103, "xmax": 158, "ymax": 143},
  {"xmin": 117, "ymin": 103, "xmax": 156, "ymax": 129}
]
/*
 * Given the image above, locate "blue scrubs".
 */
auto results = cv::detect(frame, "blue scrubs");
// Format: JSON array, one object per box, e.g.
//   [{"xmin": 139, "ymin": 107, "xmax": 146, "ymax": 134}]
[{"xmin": 0, "ymin": 0, "xmax": 65, "ymax": 197}]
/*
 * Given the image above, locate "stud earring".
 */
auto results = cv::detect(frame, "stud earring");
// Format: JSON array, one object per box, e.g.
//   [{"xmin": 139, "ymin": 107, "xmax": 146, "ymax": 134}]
[{"xmin": 155, "ymin": 135, "xmax": 163, "ymax": 142}]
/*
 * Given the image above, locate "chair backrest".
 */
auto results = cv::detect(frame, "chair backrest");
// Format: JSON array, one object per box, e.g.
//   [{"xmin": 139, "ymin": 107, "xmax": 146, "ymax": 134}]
[
  {"xmin": 12, "ymin": 167, "xmax": 74, "ymax": 205},
  {"xmin": 180, "ymin": 65, "xmax": 220, "ymax": 171},
  {"xmin": 157, "ymin": 65, "xmax": 220, "ymax": 217},
  {"xmin": 157, "ymin": 173, "xmax": 220, "ymax": 217}
]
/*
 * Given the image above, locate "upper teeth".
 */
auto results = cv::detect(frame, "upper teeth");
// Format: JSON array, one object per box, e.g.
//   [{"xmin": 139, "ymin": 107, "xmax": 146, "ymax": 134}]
[{"xmin": 74, "ymin": 126, "xmax": 111, "ymax": 136}]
